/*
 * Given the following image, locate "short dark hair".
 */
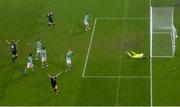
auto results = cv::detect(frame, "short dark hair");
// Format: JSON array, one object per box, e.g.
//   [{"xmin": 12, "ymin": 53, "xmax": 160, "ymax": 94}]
[
  {"xmin": 12, "ymin": 40, "xmax": 15, "ymax": 44},
  {"xmin": 29, "ymin": 53, "xmax": 32, "ymax": 56}
]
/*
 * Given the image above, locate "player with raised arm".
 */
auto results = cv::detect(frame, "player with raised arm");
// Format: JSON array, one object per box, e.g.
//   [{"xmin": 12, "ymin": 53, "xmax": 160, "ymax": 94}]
[
  {"xmin": 83, "ymin": 13, "xmax": 90, "ymax": 31},
  {"xmin": 35, "ymin": 39, "xmax": 42, "ymax": 60},
  {"xmin": 47, "ymin": 11, "xmax": 55, "ymax": 28},
  {"xmin": 66, "ymin": 49, "xmax": 74, "ymax": 71},
  {"xmin": 6, "ymin": 40, "xmax": 20, "ymax": 63},
  {"xmin": 24, "ymin": 53, "xmax": 34, "ymax": 75},
  {"xmin": 127, "ymin": 51, "xmax": 146, "ymax": 59},
  {"xmin": 41, "ymin": 47, "xmax": 48, "ymax": 69},
  {"xmin": 48, "ymin": 72, "xmax": 63, "ymax": 94}
]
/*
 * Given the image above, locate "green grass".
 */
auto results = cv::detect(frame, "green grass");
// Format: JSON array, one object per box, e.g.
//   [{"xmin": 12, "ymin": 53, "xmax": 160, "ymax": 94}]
[
  {"xmin": 152, "ymin": 33, "xmax": 172, "ymax": 56},
  {"xmin": 86, "ymin": 19, "xmax": 149, "ymax": 77},
  {"xmin": 0, "ymin": 0, "xmax": 180, "ymax": 106}
]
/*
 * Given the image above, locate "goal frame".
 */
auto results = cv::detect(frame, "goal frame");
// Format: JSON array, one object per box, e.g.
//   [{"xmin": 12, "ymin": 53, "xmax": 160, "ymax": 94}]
[{"xmin": 150, "ymin": 6, "xmax": 177, "ymax": 58}]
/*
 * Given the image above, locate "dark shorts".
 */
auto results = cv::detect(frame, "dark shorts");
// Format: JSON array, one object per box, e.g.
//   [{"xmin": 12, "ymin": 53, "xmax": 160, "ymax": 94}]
[
  {"xmin": 51, "ymin": 83, "xmax": 57, "ymax": 88},
  {"xmin": 49, "ymin": 19, "xmax": 54, "ymax": 23},
  {"xmin": 12, "ymin": 51, "xmax": 17, "ymax": 55}
]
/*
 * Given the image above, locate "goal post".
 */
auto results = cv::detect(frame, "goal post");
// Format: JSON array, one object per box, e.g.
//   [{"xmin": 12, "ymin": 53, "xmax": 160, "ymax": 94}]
[{"xmin": 150, "ymin": 6, "xmax": 178, "ymax": 58}]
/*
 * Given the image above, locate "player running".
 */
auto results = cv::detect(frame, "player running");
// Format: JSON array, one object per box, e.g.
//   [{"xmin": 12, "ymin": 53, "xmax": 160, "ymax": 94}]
[
  {"xmin": 47, "ymin": 11, "xmax": 55, "ymax": 28},
  {"xmin": 127, "ymin": 51, "xmax": 146, "ymax": 59},
  {"xmin": 66, "ymin": 49, "xmax": 74, "ymax": 71},
  {"xmin": 41, "ymin": 47, "xmax": 48, "ymax": 69},
  {"xmin": 6, "ymin": 40, "xmax": 20, "ymax": 63},
  {"xmin": 35, "ymin": 39, "xmax": 42, "ymax": 60},
  {"xmin": 48, "ymin": 72, "xmax": 63, "ymax": 94},
  {"xmin": 24, "ymin": 53, "xmax": 34, "ymax": 75},
  {"xmin": 83, "ymin": 13, "xmax": 90, "ymax": 31}
]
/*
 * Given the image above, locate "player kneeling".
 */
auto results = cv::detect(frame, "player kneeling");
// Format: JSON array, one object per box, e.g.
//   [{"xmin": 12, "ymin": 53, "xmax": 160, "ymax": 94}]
[
  {"xmin": 41, "ymin": 47, "xmax": 48, "ymax": 69},
  {"xmin": 24, "ymin": 53, "xmax": 34, "ymax": 75},
  {"xmin": 66, "ymin": 49, "xmax": 74, "ymax": 71},
  {"xmin": 127, "ymin": 51, "xmax": 146, "ymax": 59}
]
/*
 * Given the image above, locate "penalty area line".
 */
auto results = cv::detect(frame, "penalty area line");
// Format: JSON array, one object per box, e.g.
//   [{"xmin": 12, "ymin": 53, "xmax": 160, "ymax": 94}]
[
  {"xmin": 82, "ymin": 18, "xmax": 97, "ymax": 77},
  {"xmin": 152, "ymin": 56, "xmax": 174, "ymax": 58},
  {"xmin": 96, "ymin": 17, "xmax": 150, "ymax": 20},
  {"xmin": 83, "ymin": 75, "xmax": 150, "ymax": 79}
]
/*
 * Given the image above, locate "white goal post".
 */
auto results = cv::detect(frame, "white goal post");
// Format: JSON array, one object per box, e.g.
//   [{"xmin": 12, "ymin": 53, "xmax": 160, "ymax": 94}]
[{"xmin": 150, "ymin": 6, "xmax": 178, "ymax": 58}]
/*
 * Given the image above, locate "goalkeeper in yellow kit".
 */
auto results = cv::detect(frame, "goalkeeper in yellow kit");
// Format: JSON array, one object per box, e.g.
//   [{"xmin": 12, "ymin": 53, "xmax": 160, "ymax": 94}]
[{"xmin": 127, "ymin": 51, "xmax": 146, "ymax": 59}]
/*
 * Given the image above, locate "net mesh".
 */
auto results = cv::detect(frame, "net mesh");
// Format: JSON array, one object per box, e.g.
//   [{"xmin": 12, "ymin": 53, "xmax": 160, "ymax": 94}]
[
  {"xmin": 152, "ymin": 7, "xmax": 174, "ymax": 31},
  {"xmin": 151, "ymin": 7, "xmax": 177, "ymax": 57}
]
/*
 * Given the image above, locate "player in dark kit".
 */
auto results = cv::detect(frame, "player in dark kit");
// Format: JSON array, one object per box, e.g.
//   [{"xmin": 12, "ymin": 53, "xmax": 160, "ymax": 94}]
[
  {"xmin": 48, "ymin": 72, "xmax": 63, "ymax": 94},
  {"xmin": 47, "ymin": 11, "xmax": 55, "ymax": 27},
  {"xmin": 6, "ymin": 40, "xmax": 20, "ymax": 63}
]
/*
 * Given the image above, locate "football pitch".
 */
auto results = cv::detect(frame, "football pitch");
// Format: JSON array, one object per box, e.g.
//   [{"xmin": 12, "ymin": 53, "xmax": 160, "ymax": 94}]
[{"xmin": 0, "ymin": 0, "xmax": 180, "ymax": 106}]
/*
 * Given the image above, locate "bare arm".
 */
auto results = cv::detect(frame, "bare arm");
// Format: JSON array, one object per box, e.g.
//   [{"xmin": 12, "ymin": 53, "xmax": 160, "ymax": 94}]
[
  {"xmin": 6, "ymin": 40, "xmax": 11, "ymax": 44},
  {"xmin": 55, "ymin": 72, "xmax": 63, "ymax": 77},
  {"xmin": 15, "ymin": 40, "xmax": 20, "ymax": 44},
  {"xmin": 47, "ymin": 73, "xmax": 52, "ymax": 78}
]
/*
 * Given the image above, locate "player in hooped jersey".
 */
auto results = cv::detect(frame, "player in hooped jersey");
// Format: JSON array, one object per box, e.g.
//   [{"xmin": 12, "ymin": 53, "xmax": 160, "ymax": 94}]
[
  {"xmin": 35, "ymin": 39, "xmax": 42, "ymax": 60},
  {"xmin": 41, "ymin": 47, "xmax": 48, "ymax": 69},
  {"xmin": 66, "ymin": 49, "xmax": 74, "ymax": 71},
  {"xmin": 24, "ymin": 53, "xmax": 34, "ymax": 75},
  {"xmin": 83, "ymin": 13, "xmax": 90, "ymax": 31}
]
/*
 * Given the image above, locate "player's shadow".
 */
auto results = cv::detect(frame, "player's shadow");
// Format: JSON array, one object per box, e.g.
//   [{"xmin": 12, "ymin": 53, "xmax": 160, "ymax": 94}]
[{"xmin": 72, "ymin": 24, "xmax": 86, "ymax": 36}]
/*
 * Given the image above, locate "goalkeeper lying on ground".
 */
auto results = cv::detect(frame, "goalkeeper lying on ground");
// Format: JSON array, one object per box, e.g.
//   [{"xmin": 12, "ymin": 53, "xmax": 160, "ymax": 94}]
[{"xmin": 127, "ymin": 51, "xmax": 146, "ymax": 59}]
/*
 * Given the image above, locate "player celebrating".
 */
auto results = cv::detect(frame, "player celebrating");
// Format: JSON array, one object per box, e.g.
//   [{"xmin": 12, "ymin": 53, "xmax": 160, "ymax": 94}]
[
  {"xmin": 127, "ymin": 51, "xmax": 146, "ymax": 59},
  {"xmin": 41, "ymin": 47, "xmax": 48, "ymax": 69},
  {"xmin": 66, "ymin": 49, "xmax": 73, "ymax": 71},
  {"xmin": 47, "ymin": 11, "xmax": 55, "ymax": 28},
  {"xmin": 35, "ymin": 39, "xmax": 42, "ymax": 60},
  {"xmin": 24, "ymin": 53, "xmax": 34, "ymax": 75},
  {"xmin": 48, "ymin": 72, "xmax": 63, "ymax": 94},
  {"xmin": 83, "ymin": 13, "xmax": 90, "ymax": 31},
  {"xmin": 6, "ymin": 40, "xmax": 20, "ymax": 63}
]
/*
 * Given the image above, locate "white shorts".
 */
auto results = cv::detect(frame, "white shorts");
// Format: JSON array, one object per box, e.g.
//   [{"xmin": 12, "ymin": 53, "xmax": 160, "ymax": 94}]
[
  {"xmin": 42, "ymin": 57, "xmax": 47, "ymax": 62},
  {"xmin": 84, "ymin": 21, "xmax": 89, "ymax": 26},
  {"xmin": 36, "ymin": 48, "xmax": 41, "ymax": 54},
  {"xmin": 66, "ymin": 58, "xmax": 71, "ymax": 65},
  {"xmin": 27, "ymin": 63, "xmax": 33, "ymax": 68}
]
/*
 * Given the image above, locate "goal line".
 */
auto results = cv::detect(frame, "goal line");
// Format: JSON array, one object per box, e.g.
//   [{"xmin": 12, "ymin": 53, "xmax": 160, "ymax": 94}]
[
  {"xmin": 83, "ymin": 75, "xmax": 150, "ymax": 79},
  {"xmin": 97, "ymin": 17, "xmax": 150, "ymax": 20}
]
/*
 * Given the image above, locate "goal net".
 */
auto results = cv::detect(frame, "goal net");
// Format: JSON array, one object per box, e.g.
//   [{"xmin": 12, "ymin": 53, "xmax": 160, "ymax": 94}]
[{"xmin": 150, "ymin": 7, "xmax": 178, "ymax": 58}]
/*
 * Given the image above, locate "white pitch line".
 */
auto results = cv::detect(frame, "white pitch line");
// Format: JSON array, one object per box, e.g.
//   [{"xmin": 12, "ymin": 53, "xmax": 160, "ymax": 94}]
[
  {"xmin": 83, "ymin": 75, "xmax": 150, "ymax": 79},
  {"xmin": 82, "ymin": 17, "xmax": 149, "ymax": 77},
  {"xmin": 116, "ymin": 0, "xmax": 129, "ymax": 104},
  {"xmin": 152, "ymin": 55, "xmax": 174, "ymax": 58},
  {"xmin": 82, "ymin": 18, "xmax": 97, "ymax": 77},
  {"xmin": 115, "ymin": 47, "xmax": 123, "ymax": 105},
  {"xmin": 116, "ymin": 75, "xmax": 121, "ymax": 105},
  {"xmin": 153, "ymin": 32, "xmax": 170, "ymax": 34},
  {"xmin": 124, "ymin": 0, "xmax": 129, "ymax": 17},
  {"xmin": 69, "ymin": 24, "xmax": 74, "ymax": 36},
  {"xmin": 97, "ymin": 17, "xmax": 150, "ymax": 20},
  {"xmin": 150, "ymin": 0, "xmax": 153, "ymax": 106}
]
